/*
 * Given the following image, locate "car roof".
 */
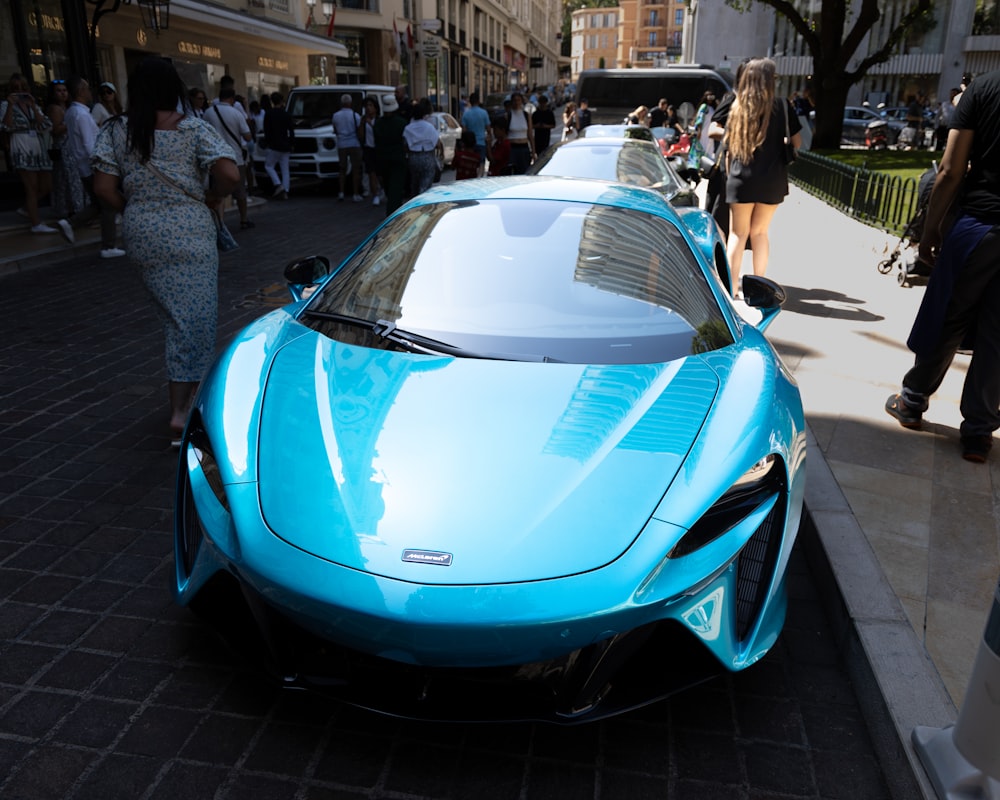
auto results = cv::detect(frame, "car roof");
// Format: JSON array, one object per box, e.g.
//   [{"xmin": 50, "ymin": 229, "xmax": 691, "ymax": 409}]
[
  {"xmin": 405, "ymin": 175, "xmax": 682, "ymax": 220},
  {"xmin": 290, "ymin": 84, "xmax": 394, "ymax": 92}
]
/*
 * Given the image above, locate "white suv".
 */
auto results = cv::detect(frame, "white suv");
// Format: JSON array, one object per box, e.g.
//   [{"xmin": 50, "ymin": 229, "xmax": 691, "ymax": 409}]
[{"xmin": 252, "ymin": 84, "xmax": 394, "ymax": 183}]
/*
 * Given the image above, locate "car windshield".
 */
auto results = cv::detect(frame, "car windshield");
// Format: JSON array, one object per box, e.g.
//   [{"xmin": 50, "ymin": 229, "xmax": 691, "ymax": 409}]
[
  {"xmin": 301, "ymin": 199, "xmax": 732, "ymax": 364},
  {"xmin": 287, "ymin": 91, "xmax": 363, "ymax": 127},
  {"xmin": 530, "ymin": 142, "xmax": 686, "ymax": 198}
]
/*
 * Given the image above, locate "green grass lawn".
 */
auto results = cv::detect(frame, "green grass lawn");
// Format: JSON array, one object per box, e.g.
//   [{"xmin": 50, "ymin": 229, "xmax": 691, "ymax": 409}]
[{"xmin": 810, "ymin": 148, "xmax": 940, "ymax": 184}]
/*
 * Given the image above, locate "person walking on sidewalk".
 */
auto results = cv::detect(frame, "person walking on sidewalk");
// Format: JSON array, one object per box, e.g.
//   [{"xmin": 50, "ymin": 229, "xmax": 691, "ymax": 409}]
[
  {"xmin": 460, "ymin": 92, "xmax": 490, "ymax": 162},
  {"xmin": 263, "ymin": 92, "xmax": 293, "ymax": 200},
  {"xmin": 92, "ymin": 56, "xmax": 240, "ymax": 446},
  {"xmin": 206, "ymin": 87, "xmax": 254, "ymax": 229},
  {"xmin": 56, "ymin": 75, "xmax": 124, "ymax": 258},
  {"xmin": 358, "ymin": 97, "xmax": 382, "ymax": 206},
  {"xmin": 373, "ymin": 93, "xmax": 407, "ymax": 216},
  {"xmin": 332, "ymin": 93, "xmax": 363, "ymax": 202},
  {"xmin": 719, "ymin": 57, "xmax": 801, "ymax": 298},
  {"xmin": 885, "ymin": 69, "xmax": 1000, "ymax": 464},
  {"xmin": 1, "ymin": 73, "xmax": 56, "ymax": 233}
]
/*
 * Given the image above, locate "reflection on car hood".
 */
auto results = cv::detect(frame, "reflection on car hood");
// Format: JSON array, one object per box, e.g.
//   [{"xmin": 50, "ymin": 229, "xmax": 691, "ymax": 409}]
[{"xmin": 257, "ymin": 332, "xmax": 719, "ymax": 585}]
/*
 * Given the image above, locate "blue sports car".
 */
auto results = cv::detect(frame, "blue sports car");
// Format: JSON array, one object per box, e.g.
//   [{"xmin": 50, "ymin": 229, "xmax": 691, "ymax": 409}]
[{"xmin": 174, "ymin": 176, "xmax": 806, "ymax": 723}]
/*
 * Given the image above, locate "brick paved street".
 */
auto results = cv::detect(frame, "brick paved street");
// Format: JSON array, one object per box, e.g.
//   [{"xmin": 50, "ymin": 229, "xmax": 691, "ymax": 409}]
[{"xmin": 1, "ymin": 186, "xmax": 890, "ymax": 799}]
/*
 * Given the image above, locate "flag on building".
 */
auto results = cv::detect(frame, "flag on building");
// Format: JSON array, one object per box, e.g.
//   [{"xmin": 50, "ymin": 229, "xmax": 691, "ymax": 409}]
[
  {"xmin": 407, "ymin": 24, "xmax": 414, "ymax": 51},
  {"xmin": 304, "ymin": 7, "xmax": 313, "ymax": 30},
  {"xmin": 326, "ymin": 6, "xmax": 335, "ymax": 37}
]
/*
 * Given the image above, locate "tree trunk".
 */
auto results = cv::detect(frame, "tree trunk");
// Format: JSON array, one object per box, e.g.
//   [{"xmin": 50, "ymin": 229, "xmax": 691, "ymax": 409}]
[{"xmin": 811, "ymin": 78, "xmax": 851, "ymax": 150}]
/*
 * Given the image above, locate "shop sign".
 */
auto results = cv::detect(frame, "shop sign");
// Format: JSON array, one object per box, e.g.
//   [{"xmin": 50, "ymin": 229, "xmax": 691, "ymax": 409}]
[
  {"xmin": 269, "ymin": 0, "xmax": 290, "ymax": 14},
  {"xmin": 26, "ymin": 11, "xmax": 65, "ymax": 32},
  {"xmin": 421, "ymin": 18, "xmax": 442, "ymax": 32},
  {"xmin": 179, "ymin": 41, "xmax": 223, "ymax": 59},
  {"xmin": 421, "ymin": 35, "xmax": 441, "ymax": 59},
  {"xmin": 258, "ymin": 56, "xmax": 291, "ymax": 71}
]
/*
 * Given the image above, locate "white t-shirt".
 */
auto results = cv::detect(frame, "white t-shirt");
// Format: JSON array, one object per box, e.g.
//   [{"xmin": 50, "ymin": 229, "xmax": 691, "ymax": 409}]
[
  {"xmin": 332, "ymin": 107, "xmax": 361, "ymax": 149},
  {"xmin": 207, "ymin": 102, "xmax": 251, "ymax": 164}
]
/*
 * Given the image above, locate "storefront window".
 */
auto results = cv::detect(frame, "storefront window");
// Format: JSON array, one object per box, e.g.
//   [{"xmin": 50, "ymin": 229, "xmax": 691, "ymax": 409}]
[{"xmin": 23, "ymin": 0, "xmax": 72, "ymax": 86}]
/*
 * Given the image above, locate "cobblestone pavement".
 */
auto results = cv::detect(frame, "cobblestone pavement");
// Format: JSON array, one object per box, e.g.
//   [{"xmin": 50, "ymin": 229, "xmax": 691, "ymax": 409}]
[{"xmin": 1, "ymin": 185, "xmax": 890, "ymax": 799}]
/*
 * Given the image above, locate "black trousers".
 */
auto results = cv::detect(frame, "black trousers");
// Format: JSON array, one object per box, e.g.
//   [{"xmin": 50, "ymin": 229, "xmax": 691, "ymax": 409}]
[{"xmin": 904, "ymin": 226, "xmax": 1000, "ymax": 437}]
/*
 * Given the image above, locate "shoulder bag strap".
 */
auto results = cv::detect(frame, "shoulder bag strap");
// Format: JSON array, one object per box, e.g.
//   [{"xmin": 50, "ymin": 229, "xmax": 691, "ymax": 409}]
[
  {"xmin": 212, "ymin": 104, "xmax": 242, "ymax": 151},
  {"xmin": 143, "ymin": 158, "xmax": 205, "ymax": 204}
]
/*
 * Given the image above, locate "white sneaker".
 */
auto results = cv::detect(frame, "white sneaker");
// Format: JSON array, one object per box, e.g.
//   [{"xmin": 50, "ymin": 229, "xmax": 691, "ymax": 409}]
[
  {"xmin": 17, "ymin": 207, "xmax": 29, "ymax": 219},
  {"xmin": 352, "ymin": 194, "xmax": 362, "ymax": 202},
  {"xmin": 31, "ymin": 223, "xmax": 58, "ymax": 234},
  {"xmin": 372, "ymin": 195, "xmax": 380, "ymax": 206},
  {"xmin": 100, "ymin": 247, "xmax": 126, "ymax": 259},
  {"xmin": 56, "ymin": 218, "xmax": 75, "ymax": 243},
  {"xmin": 338, "ymin": 192, "xmax": 345, "ymax": 201}
]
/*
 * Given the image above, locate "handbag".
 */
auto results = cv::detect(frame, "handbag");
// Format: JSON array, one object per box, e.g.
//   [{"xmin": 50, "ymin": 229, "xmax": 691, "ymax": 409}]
[
  {"xmin": 214, "ymin": 210, "xmax": 239, "ymax": 251},
  {"xmin": 144, "ymin": 159, "xmax": 239, "ymax": 253},
  {"xmin": 782, "ymin": 102, "xmax": 797, "ymax": 164}
]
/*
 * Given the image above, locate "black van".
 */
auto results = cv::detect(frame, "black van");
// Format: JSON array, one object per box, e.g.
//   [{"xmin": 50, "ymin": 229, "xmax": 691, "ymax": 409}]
[{"xmin": 576, "ymin": 66, "xmax": 732, "ymax": 126}]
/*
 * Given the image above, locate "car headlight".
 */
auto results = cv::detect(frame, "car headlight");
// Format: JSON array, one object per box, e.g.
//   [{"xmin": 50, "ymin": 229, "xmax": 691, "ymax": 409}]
[
  {"xmin": 322, "ymin": 137, "xmax": 336, "ymax": 150},
  {"xmin": 668, "ymin": 455, "xmax": 780, "ymax": 558}
]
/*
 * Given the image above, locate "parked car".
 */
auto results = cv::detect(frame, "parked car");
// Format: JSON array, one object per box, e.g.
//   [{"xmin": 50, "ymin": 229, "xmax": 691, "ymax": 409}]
[
  {"xmin": 841, "ymin": 106, "xmax": 902, "ymax": 146},
  {"xmin": 577, "ymin": 123, "xmax": 655, "ymax": 142},
  {"xmin": 428, "ymin": 111, "xmax": 461, "ymax": 166},
  {"xmin": 174, "ymin": 175, "xmax": 805, "ymax": 723},
  {"xmin": 528, "ymin": 136, "xmax": 697, "ymax": 207},
  {"xmin": 880, "ymin": 106, "xmax": 936, "ymax": 127},
  {"xmin": 251, "ymin": 84, "xmax": 393, "ymax": 183}
]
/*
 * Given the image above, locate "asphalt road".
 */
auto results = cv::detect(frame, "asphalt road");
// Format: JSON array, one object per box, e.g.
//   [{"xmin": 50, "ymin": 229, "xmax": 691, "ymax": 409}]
[{"xmin": 0, "ymin": 181, "xmax": 890, "ymax": 799}]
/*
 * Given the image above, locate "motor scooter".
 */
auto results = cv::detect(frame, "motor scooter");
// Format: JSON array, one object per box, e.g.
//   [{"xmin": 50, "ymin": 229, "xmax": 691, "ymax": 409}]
[{"xmin": 866, "ymin": 119, "xmax": 889, "ymax": 150}]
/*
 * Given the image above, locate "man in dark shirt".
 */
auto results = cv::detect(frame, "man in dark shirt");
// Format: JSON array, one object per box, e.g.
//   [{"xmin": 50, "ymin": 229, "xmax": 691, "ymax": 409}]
[
  {"xmin": 531, "ymin": 94, "xmax": 556, "ymax": 156},
  {"xmin": 262, "ymin": 92, "xmax": 294, "ymax": 199},
  {"xmin": 648, "ymin": 98, "xmax": 669, "ymax": 128},
  {"xmin": 886, "ymin": 70, "xmax": 1000, "ymax": 463},
  {"xmin": 577, "ymin": 98, "xmax": 592, "ymax": 130}
]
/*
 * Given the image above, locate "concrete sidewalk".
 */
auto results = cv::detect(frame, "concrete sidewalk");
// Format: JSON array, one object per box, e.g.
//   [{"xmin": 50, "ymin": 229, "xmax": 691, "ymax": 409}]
[{"xmin": 2, "ymin": 181, "xmax": 994, "ymax": 797}]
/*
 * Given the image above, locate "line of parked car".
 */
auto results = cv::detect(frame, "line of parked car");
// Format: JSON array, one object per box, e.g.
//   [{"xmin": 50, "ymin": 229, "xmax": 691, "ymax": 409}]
[{"xmin": 840, "ymin": 104, "xmax": 938, "ymax": 149}]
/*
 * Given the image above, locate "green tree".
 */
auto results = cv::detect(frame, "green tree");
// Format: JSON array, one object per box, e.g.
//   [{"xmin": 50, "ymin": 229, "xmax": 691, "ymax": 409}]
[{"xmin": 725, "ymin": 0, "xmax": 936, "ymax": 148}]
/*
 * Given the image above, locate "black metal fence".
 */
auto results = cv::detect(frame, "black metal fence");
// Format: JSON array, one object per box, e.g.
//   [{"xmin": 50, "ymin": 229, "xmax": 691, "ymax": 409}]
[{"xmin": 789, "ymin": 151, "xmax": 921, "ymax": 236}]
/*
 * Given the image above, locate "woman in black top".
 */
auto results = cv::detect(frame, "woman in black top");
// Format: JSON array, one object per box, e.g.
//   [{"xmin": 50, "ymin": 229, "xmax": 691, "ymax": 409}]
[{"xmin": 720, "ymin": 58, "xmax": 801, "ymax": 298}]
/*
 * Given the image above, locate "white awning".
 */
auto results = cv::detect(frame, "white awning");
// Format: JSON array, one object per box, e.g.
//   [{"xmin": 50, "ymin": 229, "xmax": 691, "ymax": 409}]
[{"xmin": 170, "ymin": 0, "xmax": 348, "ymax": 58}]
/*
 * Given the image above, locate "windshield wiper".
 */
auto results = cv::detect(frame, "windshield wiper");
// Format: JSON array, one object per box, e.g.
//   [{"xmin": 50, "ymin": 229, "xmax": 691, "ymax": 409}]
[{"xmin": 300, "ymin": 310, "xmax": 560, "ymax": 362}]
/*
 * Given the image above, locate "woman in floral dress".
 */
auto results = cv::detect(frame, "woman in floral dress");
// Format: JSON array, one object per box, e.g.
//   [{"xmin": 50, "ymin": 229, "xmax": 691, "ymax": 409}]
[
  {"xmin": 93, "ymin": 57, "xmax": 239, "ymax": 445},
  {"xmin": 1, "ymin": 73, "xmax": 55, "ymax": 232}
]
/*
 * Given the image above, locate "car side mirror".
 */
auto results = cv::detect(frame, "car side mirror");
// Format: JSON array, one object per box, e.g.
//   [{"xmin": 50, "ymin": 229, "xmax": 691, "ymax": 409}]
[
  {"xmin": 741, "ymin": 274, "xmax": 786, "ymax": 332},
  {"xmin": 284, "ymin": 255, "xmax": 330, "ymax": 302}
]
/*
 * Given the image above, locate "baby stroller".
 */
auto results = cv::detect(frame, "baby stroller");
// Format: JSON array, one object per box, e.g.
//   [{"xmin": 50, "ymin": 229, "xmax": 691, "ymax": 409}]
[{"xmin": 877, "ymin": 164, "xmax": 937, "ymax": 287}]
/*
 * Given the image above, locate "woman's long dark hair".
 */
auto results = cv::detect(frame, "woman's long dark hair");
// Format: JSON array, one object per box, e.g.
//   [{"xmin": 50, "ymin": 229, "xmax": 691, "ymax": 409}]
[{"xmin": 126, "ymin": 57, "xmax": 190, "ymax": 162}]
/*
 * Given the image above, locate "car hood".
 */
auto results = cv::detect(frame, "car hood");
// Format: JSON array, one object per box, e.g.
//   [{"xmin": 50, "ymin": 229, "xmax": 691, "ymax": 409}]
[{"xmin": 256, "ymin": 332, "xmax": 719, "ymax": 585}]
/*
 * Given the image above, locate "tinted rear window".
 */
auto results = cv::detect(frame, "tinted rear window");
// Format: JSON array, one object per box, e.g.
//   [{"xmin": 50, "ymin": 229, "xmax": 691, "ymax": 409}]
[{"xmin": 577, "ymin": 72, "xmax": 730, "ymax": 122}]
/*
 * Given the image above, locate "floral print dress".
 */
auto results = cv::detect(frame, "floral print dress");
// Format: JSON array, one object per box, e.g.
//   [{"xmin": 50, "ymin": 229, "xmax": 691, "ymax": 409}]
[
  {"xmin": 93, "ymin": 116, "xmax": 234, "ymax": 383},
  {"xmin": 0, "ymin": 99, "xmax": 52, "ymax": 171}
]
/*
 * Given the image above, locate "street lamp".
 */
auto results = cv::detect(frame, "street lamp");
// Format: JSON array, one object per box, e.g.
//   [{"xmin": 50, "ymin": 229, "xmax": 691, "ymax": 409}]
[
  {"xmin": 305, "ymin": 0, "xmax": 333, "ymax": 20},
  {"xmin": 85, "ymin": 0, "xmax": 170, "ymax": 84}
]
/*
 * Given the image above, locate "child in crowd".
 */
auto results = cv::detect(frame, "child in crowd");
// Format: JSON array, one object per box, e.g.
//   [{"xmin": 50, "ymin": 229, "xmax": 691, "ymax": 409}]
[
  {"xmin": 486, "ymin": 117, "xmax": 511, "ymax": 176},
  {"xmin": 453, "ymin": 130, "xmax": 482, "ymax": 180}
]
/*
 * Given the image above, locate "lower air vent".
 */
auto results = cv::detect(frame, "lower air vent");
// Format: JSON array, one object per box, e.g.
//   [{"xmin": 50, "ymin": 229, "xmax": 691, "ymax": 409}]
[{"xmin": 734, "ymin": 497, "xmax": 784, "ymax": 640}]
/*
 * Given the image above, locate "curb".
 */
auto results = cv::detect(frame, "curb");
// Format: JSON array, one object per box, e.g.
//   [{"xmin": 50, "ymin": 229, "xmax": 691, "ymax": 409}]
[
  {"xmin": 801, "ymin": 423, "xmax": 956, "ymax": 800},
  {"xmin": 0, "ymin": 197, "xmax": 272, "ymax": 278}
]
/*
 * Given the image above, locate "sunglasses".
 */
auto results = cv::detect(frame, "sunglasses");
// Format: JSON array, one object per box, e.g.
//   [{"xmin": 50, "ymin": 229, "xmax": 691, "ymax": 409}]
[{"xmin": 52, "ymin": 79, "xmax": 65, "ymax": 84}]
